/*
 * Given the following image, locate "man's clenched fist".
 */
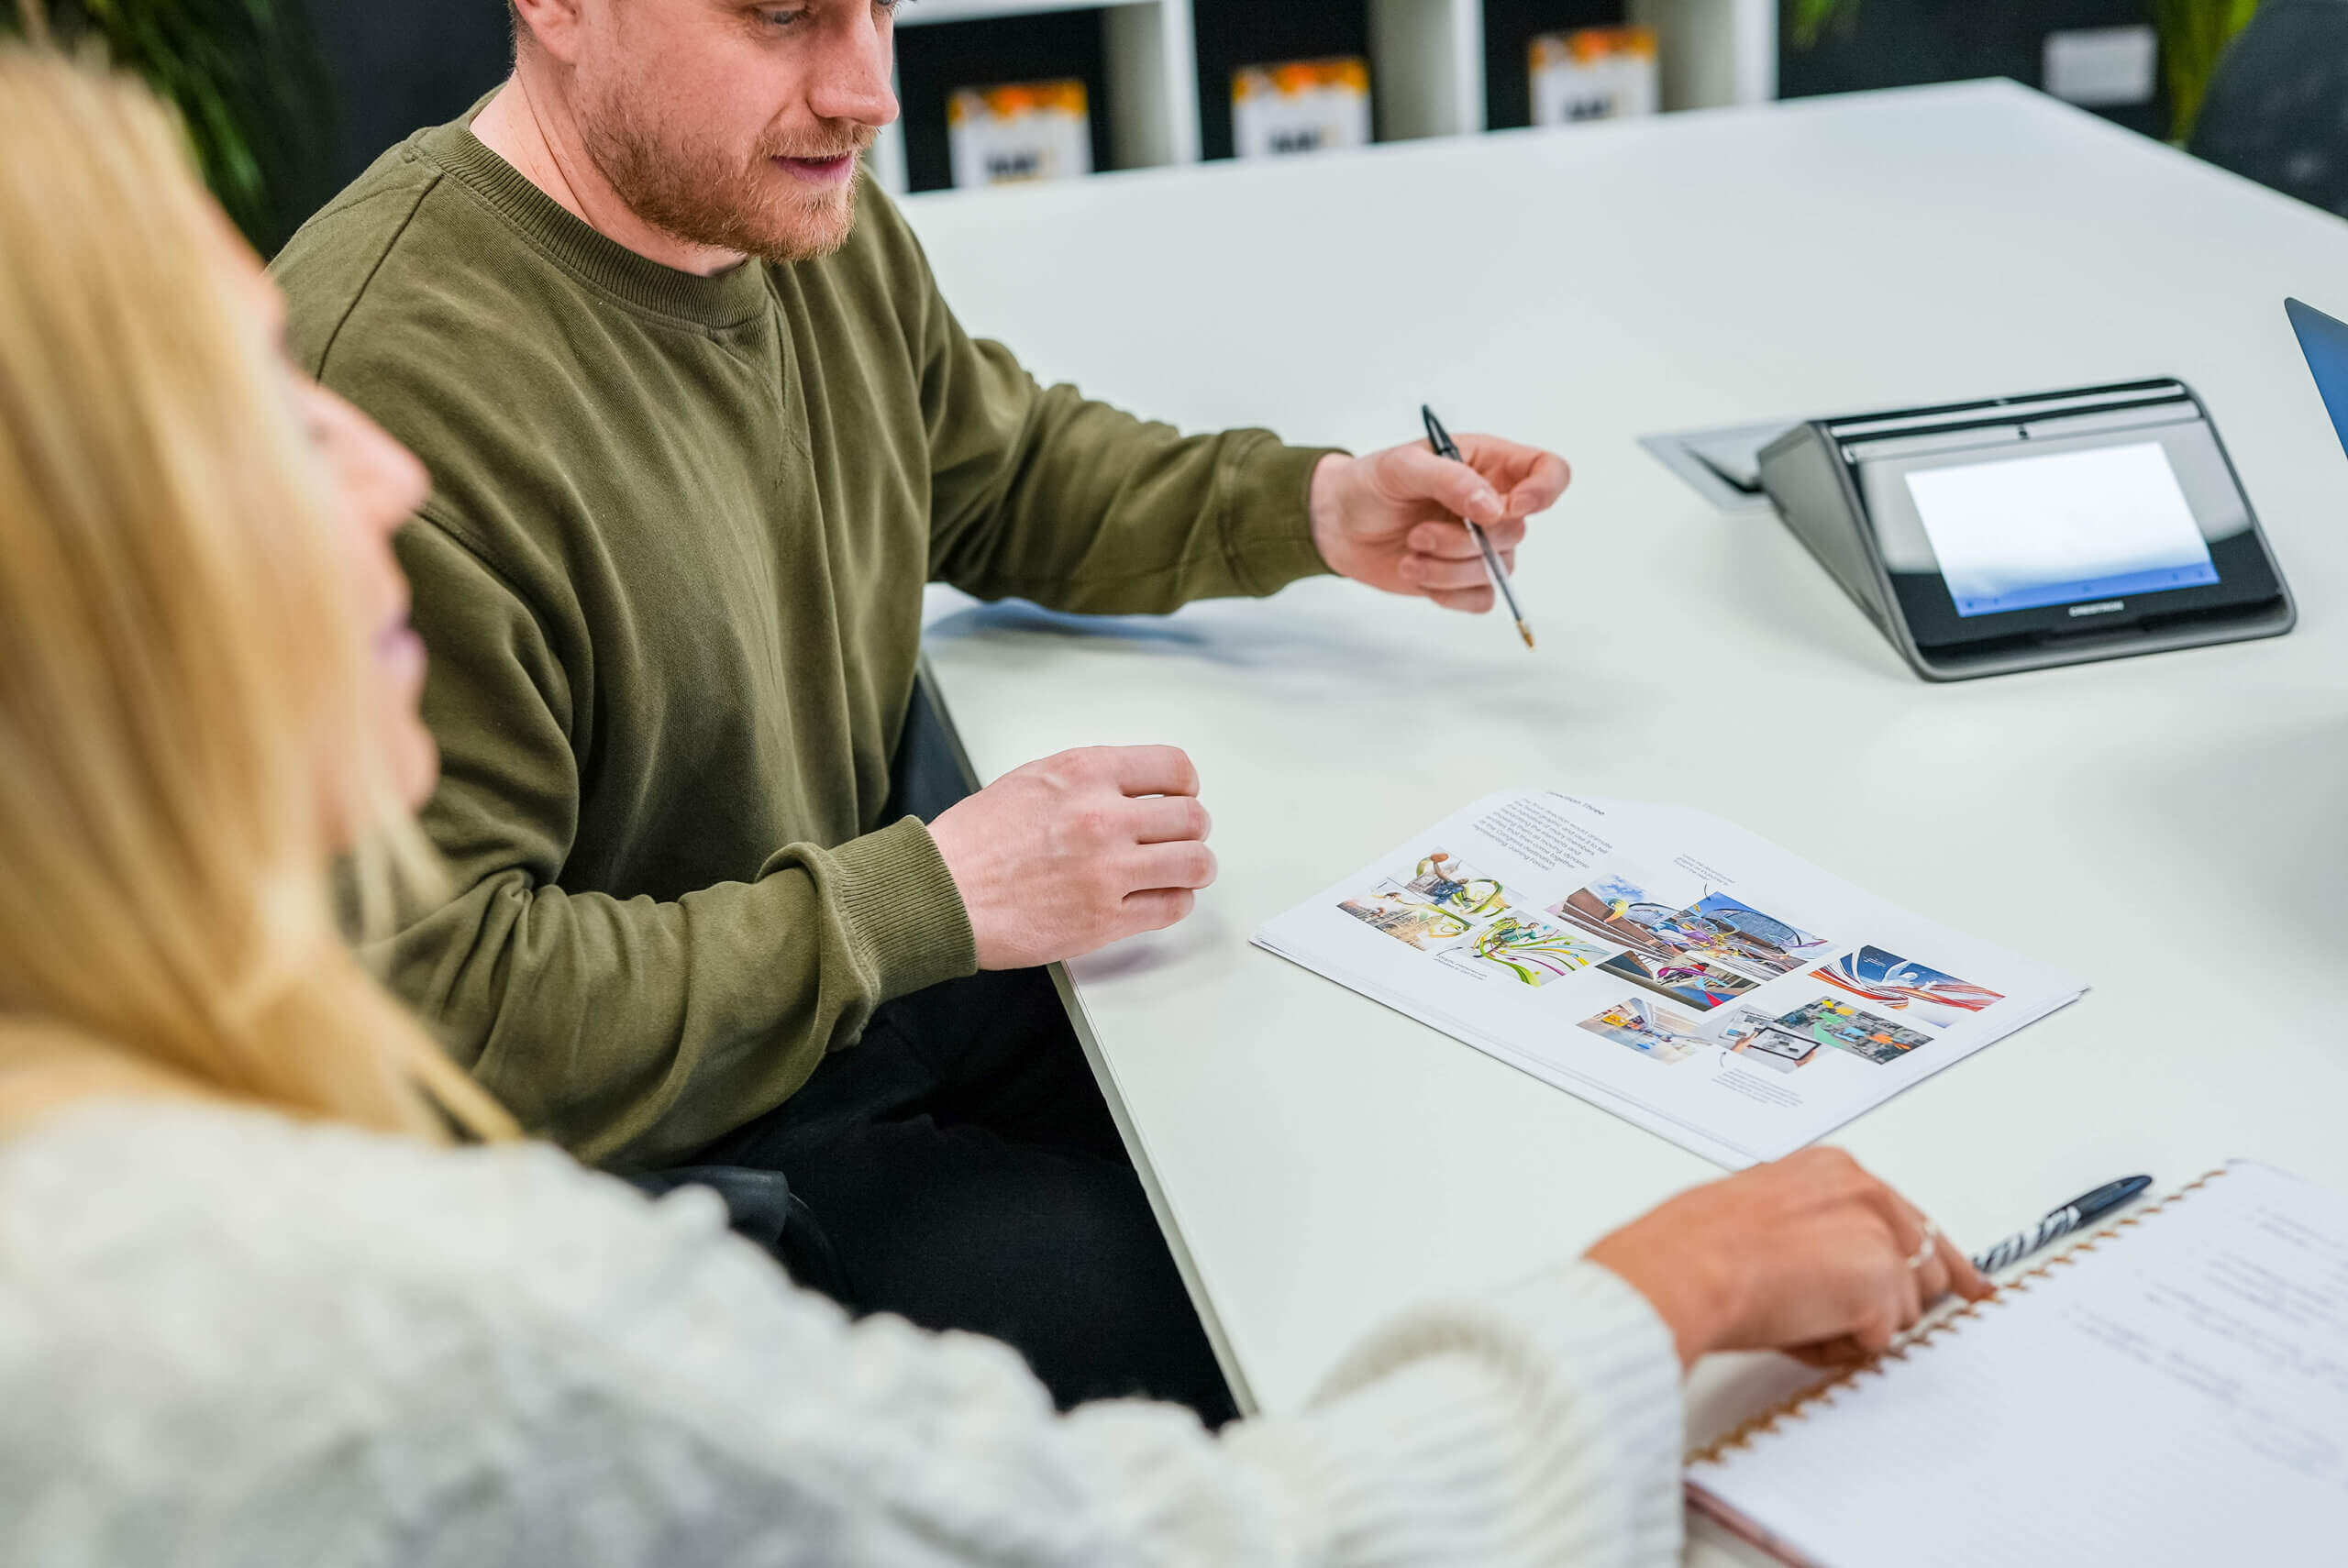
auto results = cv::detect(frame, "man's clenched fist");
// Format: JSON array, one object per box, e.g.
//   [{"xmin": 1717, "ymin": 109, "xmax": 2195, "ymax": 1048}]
[{"xmin": 925, "ymin": 745, "xmax": 1215, "ymax": 970}]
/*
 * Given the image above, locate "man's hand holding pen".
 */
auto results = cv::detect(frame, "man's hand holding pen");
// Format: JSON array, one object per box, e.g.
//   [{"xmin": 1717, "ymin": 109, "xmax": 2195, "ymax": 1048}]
[{"xmin": 1306, "ymin": 424, "xmax": 1569, "ymax": 630}]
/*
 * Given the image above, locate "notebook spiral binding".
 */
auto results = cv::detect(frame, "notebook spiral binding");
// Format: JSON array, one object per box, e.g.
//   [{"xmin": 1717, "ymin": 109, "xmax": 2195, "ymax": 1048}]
[{"xmin": 1686, "ymin": 1166, "xmax": 2228, "ymax": 1467}]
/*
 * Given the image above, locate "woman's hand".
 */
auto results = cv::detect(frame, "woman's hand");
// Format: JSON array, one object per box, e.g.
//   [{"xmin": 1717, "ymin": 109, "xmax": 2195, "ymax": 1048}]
[{"xmin": 1585, "ymin": 1147, "xmax": 1992, "ymax": 1372}]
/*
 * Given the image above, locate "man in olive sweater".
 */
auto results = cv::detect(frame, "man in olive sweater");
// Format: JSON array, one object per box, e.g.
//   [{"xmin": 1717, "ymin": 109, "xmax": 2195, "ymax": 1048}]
[{"xmin": 275, "ymin": 0, "xmax": 1567, "ymax": 1417}]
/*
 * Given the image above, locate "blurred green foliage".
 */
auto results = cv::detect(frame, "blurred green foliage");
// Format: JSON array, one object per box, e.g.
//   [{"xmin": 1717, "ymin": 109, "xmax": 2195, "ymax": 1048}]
[
  {"xmin": 2, "ymin": 0, "xmax": 329, "ymax": 253},
  {"xmin": 2153, "ymin": 0, "xmax": 2261, "ymax": 140},
  {"xmin": 1789, "ymin": 0, "xmax": 2263, "ymax": 142},
  {"xmin": 1790, "ymin": 0, "xmax": 1860, "ymax": 49}
]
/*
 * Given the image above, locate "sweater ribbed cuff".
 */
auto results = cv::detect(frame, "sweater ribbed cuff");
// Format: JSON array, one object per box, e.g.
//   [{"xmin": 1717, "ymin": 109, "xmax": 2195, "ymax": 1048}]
[
  {"xmin": 1479, "ymin": 1261, "xmax": 1688, "ymax": 1564},
  {"xmin": 1221, "ymin": 438, "xmax": 1345, "ymax": 595},
  {"xmin": 817, "ymin": 817, "xmax": 980, "ymax": 1002},
  {"xmin": 1224, "ymin": 1260, "xmax": 1685, "ymax": 1568}
]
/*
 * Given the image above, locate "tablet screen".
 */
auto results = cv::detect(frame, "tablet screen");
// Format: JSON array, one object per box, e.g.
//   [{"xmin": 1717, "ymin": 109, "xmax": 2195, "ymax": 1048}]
[{"xmin": 1904, "ymin": 441, "xmax": 2220, "ymax": 617}]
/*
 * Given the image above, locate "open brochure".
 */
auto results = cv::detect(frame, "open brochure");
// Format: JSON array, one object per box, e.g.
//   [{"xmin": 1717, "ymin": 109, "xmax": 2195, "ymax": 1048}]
[{"xmin": 1252, "ymin": 790, "xmax": 2087, "ymax": 1167}]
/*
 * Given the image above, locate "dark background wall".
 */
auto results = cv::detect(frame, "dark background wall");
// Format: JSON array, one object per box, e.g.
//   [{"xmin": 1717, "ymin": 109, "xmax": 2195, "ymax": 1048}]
[
  {"xmin": 1779, "ymin": 0, "xmax": 2169, "ymax": 140},
  {"xmin": 295, "ymin": 0, "xmax": 511, "ymax": 222}
]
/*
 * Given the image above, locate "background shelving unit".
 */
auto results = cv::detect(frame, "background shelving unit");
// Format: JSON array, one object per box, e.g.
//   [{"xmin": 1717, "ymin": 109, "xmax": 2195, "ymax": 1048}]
[
  {"xmin": 1191, "ymin": 0, "xmax": 1375, "ymax": 161},
  {"xmin": 872, "ymin": 0, "xmax": 1778, "ymax": 193},
  {"xmin": 875, "ymin": 0, "xmax": 1202, "ymax": 192},
  {"xmin": 294, "ymin": 0, "xmax": 2221, "ymax": 236},
  {"xmin": 892, "ymin": 8, "xmax": 1114, "ymax": 191},
  {"xmin": 1482, "ymin": 0, "xmax": 1629, "ymax": 131}
]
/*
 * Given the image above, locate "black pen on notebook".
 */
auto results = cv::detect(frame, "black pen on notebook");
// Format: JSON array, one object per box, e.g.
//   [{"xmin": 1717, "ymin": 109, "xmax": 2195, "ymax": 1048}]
[
  {"xmin": 1421, "ymin": 404, "xmax": 1535, "ymax": 651},
  {"xmin": 1970, "ymin": 1174, "xmax": 2154, "ymax": 1273}
]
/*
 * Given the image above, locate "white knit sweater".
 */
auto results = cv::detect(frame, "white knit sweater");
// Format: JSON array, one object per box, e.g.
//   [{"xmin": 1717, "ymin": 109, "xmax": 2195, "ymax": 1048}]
[{"xmin": 0, "ymin": 1102, "xmax": 1685, "ymax": 1567}]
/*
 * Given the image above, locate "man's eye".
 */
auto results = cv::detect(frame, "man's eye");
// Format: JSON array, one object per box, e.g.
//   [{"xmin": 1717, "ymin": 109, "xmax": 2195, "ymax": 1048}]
[{"xmin": 759, "ymin": 1, "xmax": 900, "ymax": 25}]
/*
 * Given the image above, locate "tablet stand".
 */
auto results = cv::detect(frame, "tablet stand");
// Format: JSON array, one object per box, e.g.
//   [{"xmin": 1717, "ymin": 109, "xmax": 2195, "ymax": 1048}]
[{"xmin": 1757, "ymin": 380, "xmax": 2295, "ymax": 681}]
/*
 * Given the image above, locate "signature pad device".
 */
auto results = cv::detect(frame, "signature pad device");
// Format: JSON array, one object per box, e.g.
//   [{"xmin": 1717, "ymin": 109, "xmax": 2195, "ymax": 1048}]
[{"xmin": 1757, "ymin": 380, "xmax": 2293, "ymax": 681}]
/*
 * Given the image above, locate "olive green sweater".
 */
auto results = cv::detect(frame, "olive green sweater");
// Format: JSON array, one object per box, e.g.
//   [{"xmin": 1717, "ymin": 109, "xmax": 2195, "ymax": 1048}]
[{"xmin": 275, "ymin": 117, "xmax": 1335, "ymax": 1168}]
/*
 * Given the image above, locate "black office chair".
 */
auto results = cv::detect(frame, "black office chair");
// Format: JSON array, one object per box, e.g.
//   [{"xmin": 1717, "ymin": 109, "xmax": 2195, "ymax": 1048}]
[
  {"xmin": 2190, "ymin": 0, "xmax": 2348, "ymax": 218},
  {"xmin": 884, "ymin": 659, "xmax": 980, "ymax": 824}
]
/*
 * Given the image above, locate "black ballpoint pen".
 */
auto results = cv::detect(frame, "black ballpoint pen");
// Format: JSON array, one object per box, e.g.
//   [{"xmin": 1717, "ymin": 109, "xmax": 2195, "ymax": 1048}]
[
  {"xmin": 1421, "ymin": 404, "xmax": 1535, "ymax": 650},
  {"xmin": 1971, "ymin": 1175, "xmax": 2154, "ymax": 1273}
]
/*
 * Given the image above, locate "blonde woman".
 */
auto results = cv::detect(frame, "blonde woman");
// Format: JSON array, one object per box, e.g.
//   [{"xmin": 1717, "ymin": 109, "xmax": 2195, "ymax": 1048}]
[{"xmin": 0, "ymin": 50, "xmax": 1987, "ymax": 1567}]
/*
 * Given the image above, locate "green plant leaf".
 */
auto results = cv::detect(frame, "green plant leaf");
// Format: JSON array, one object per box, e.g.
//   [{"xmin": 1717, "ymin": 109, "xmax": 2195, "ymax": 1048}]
[
  {"xmin": 1792, "ymin": 0, "xmax": 1862, "ymax": 50},
  {"xmin": 2156, "ymin": 0, "xmax": 2264, "ymax": 142},
  {"xmin": 1, "ymin": 0, "xmax": 329, "ymax": 253}
]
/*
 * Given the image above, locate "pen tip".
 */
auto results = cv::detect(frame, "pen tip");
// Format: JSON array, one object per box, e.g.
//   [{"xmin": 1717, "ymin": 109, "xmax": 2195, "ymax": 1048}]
[{"xmin": 1518, "ymin": 623, "xmax": 1537, "ymax": 650}]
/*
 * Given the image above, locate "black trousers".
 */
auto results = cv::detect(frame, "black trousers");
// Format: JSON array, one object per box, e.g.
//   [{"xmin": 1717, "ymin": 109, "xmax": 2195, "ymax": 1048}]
[{"xmin": 689, "ymin": 966, "xmax": 1238, "ymax": 1425}]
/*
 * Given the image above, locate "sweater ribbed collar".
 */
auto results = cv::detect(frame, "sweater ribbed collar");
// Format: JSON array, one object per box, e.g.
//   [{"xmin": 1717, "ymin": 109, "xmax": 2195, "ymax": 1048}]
[{"xmin": 423, "ymin": 115, "xmax": 771, "ymax": 331}]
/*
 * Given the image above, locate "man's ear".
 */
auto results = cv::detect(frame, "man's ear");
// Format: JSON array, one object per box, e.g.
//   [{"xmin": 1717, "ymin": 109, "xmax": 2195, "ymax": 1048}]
[{"xmin": 511, "ymin": 0, "xmax": 592, "ymax": 64}]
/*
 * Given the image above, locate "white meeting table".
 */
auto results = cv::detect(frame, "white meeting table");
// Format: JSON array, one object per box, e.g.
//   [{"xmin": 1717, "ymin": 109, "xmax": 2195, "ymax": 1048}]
[{"xmin": 902, "ymin": 81, "xmax": 2348, "ymax": 1556}]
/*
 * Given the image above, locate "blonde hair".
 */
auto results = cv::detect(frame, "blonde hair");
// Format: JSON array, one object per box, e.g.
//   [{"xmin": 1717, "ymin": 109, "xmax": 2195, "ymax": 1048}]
[{"xmin": 0, "ymin": 50, "xmax": 515, "ymax": 1143}]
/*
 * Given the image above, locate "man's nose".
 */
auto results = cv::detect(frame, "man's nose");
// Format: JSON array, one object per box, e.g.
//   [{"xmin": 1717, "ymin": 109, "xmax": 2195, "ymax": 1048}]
[{"xmin": 811, "ymin": 7, "xmax": 901, "ymax": 129}]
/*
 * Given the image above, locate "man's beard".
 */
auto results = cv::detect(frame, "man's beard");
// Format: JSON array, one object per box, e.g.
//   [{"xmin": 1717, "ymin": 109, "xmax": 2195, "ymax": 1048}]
[{"xmin": 583, "ymin": 94, "xmax": 874, "ymax": 264}]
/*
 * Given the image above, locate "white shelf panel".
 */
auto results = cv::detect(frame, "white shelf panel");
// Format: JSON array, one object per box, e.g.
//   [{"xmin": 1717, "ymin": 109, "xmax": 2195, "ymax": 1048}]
[{"xmin": 1370, "ymin": 0, "xmax": 1482, "ymax": 138}]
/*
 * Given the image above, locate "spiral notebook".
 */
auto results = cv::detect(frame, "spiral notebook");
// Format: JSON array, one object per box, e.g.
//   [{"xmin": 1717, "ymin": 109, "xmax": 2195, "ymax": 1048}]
[{"xmin": 1686, "ymin": 1162, "xmax": 2348, "ymax": 1567}]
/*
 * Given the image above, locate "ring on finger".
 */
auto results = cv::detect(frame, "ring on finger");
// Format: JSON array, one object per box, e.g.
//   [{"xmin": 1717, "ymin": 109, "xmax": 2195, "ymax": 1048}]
[{"xmin": 1905, "ymin": 1219, "xmax": 1940, "ymax": 1273}]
